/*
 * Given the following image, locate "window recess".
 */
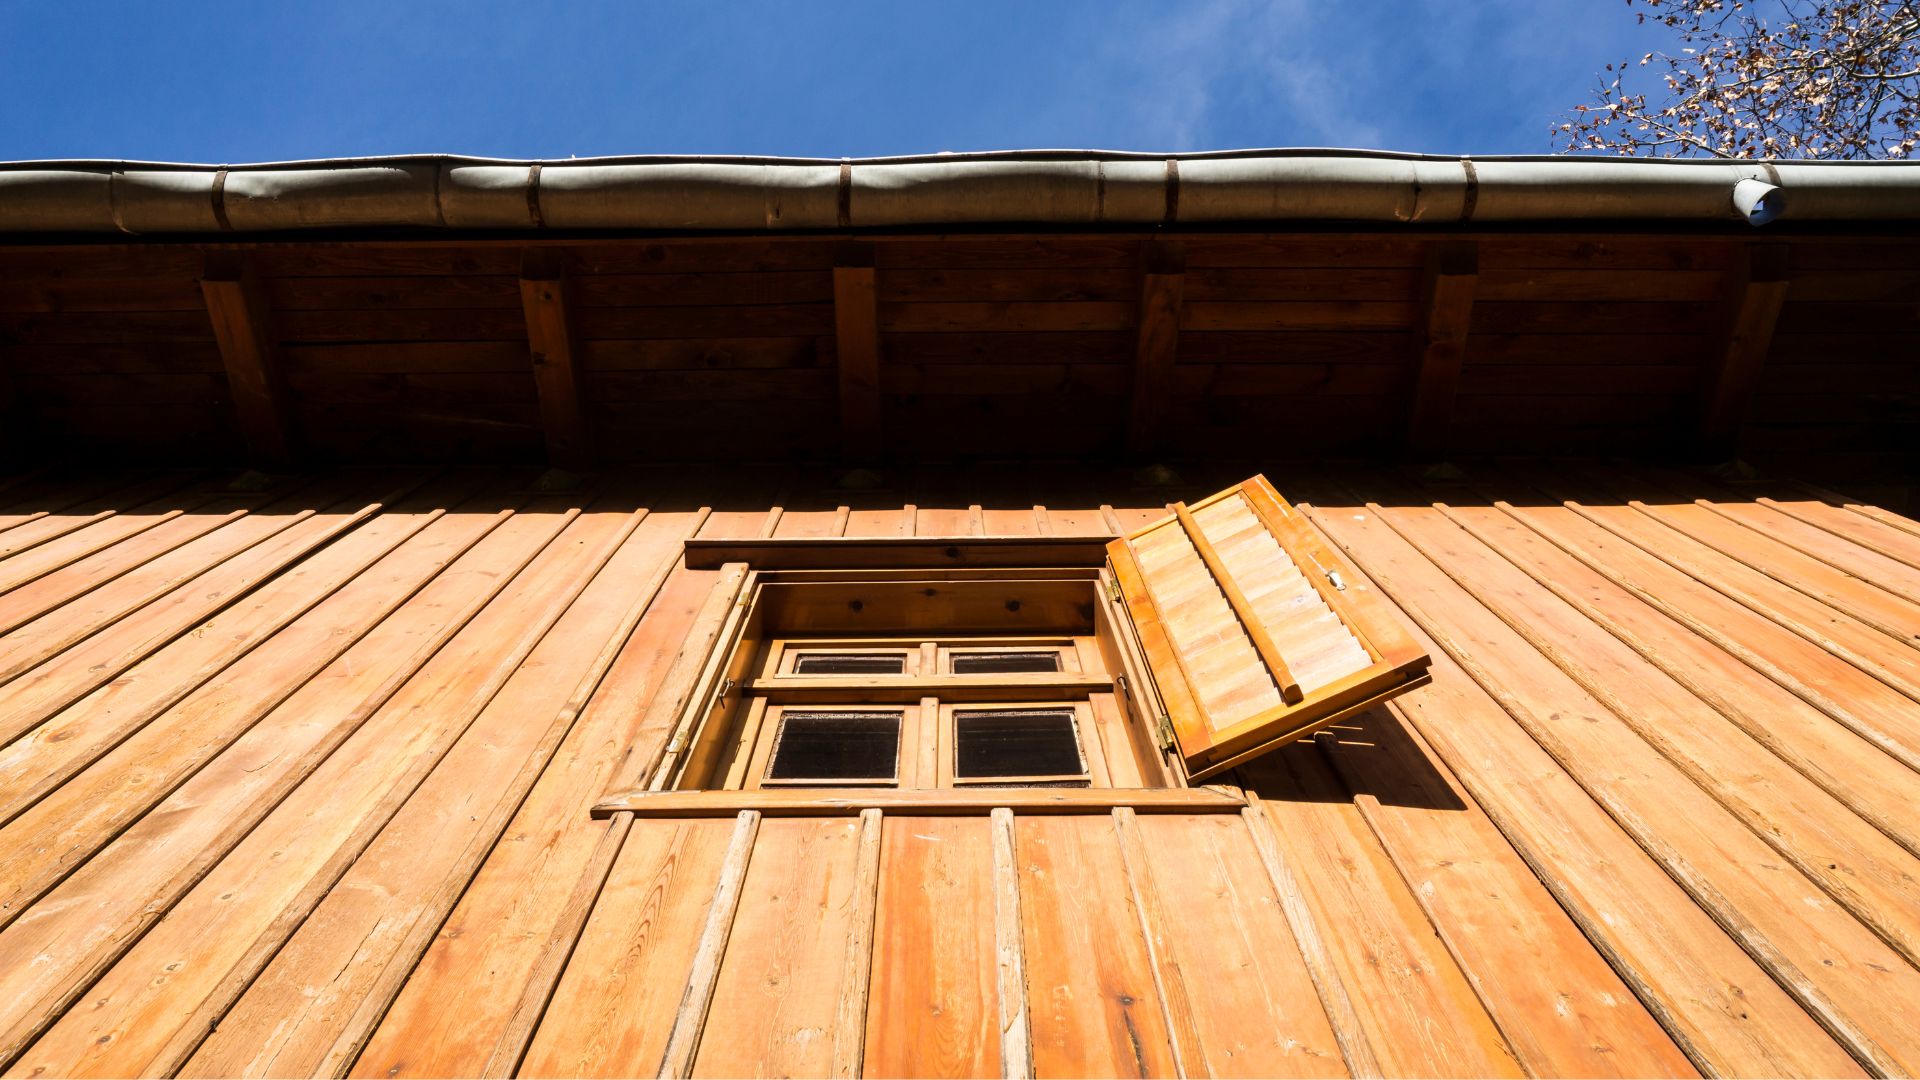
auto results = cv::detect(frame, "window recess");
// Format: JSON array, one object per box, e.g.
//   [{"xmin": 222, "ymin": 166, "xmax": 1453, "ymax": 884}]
[{"xmin": 643, "ymin": 566, "xmax": 1175, "ymax": 794}]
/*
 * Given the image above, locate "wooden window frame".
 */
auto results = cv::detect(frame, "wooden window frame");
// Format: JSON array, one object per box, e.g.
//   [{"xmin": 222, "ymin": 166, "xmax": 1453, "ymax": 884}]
[{"xmin": 638, "ymin": 560, "xmax": 1184, "ymax": 796}]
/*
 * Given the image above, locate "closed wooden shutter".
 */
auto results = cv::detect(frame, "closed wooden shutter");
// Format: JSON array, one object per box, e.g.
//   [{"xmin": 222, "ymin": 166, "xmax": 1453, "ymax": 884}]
[{"xmin": 1108, "ymin": 475, "xmax": 1430, "ymax": 780}]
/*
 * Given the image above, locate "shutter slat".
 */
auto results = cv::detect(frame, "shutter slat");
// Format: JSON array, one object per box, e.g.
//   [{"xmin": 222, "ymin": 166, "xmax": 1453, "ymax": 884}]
[
  {"xmin": 1107, "ymin": 475, "xmax": 1432, "ymax": 779},
  {"xmin": 1173, "ymin": 500, "xmax": 1305, "ymax": 705}
]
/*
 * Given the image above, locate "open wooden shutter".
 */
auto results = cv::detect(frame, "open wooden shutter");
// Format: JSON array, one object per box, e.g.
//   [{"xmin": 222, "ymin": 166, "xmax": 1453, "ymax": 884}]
[{"xmin": 1107, "ymin": 475, "xmax": 1430, "ymax": 781}]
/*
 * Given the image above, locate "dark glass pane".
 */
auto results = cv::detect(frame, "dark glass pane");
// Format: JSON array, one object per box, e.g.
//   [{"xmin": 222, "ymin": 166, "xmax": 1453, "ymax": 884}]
[
  {"xmin": 951, "ymin": 651, "xmax": 1061, "ymax": 675},
  {"xmin": 767, "ymin": 711, "xmax": 901, "ymax": 780},
  {"xmin": 792, "ymin": 653, "xmax": 907, "ymax": 675},
  {"xmin": 954, "ymin": 708, "xmax": 1084, "ymax": 778}
]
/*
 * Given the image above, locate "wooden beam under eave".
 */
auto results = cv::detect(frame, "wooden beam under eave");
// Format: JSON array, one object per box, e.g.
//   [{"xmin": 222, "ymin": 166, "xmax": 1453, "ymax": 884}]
[
  {"xmin": 200, "ymin": 254, "xmax": 297, "ymax": 467},
  {"xmin": 1126, "ymin": 238, "xmax": 1186, "ymax": 457},
  {"xmin": 1405, "ymin": 240, "xmax": 1479, "ymax": 459},
  {"xmin": 519, "ymin": 250, "xmax": 590, "ymax": 469},
  {"xmin": 834, "ymin": 243, "xmax": 883, "ymax": 459},
  {"xmin": 1695, "ymin": 246, "xmax": 1791, "ymax": 459},
  {"xmin": 0, "ymin": 356, "xmax": 23, "ymax": 464}
]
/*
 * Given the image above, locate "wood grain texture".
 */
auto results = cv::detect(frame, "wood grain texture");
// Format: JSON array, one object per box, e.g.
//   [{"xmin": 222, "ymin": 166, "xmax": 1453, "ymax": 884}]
[
  {"xmin": 1300, "ymin": 496, "xmax": 1880, "ymax": 1078},
  {"xmin": 1126, "ymin": 239, "xmax": 1185, "ymax": 456},
  {"xmin": 0, "ymin": 463, "xmax": 1914, "ymax": 1080},
  {"xmin": 1015, "ymin": 813, "xmax": 1177, "ymax": 1079},
  {"xmin": 1406, "ymin": 240, "xmax": 1478, "ymax": 458},
  {"xmin": 865, "ymin": 814, "xmax": 1001, "ymax": 1079},
  {"xmin": 1246, "ymin": 745, "xmax": 1524, "ymax": 1079},
  {"xmin": 658, "ymin": 810, "xmax": 763, "ymax": 1079},
  {"xmin": 199, "ymin": 255, "xmax": 296, "ymax": 466},
  {"xmin": 517, "ymin": 818, "xmax": 737, "ymax": 1079},
  {"xmin": 1134, "ymin": 812, "xmax": 1349, "ymax": 1078},
  {"xmin": 1314, "ymin": 720, "xmax": 1698, "ymax": 1079},
  {"xmin": 520, "ymin": 251, "xmax": 590, "ymax": 468},
  {"xmin": 1696, "ymin": 246, "xmax": 1791, "ymax": 456},
  {"xmin": 691, "ymin": 815, "xmax": 863, "ymax": 1078},
  {"xmin": 835, "ymin": 245, "xmax": 883, "ymax": 459}
]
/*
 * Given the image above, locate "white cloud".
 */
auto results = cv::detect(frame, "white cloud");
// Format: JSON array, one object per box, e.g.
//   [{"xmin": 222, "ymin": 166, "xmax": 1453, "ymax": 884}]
[{"xmin": 1070, "ymin": 0, "xmax": 1386, "ymax": 151}]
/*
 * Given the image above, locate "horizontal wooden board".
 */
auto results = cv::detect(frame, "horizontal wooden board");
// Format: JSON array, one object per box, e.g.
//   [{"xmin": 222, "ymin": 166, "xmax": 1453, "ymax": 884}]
[{"xmin": 578, "ymin": 335, "xmax": 827, "ymax": 371}]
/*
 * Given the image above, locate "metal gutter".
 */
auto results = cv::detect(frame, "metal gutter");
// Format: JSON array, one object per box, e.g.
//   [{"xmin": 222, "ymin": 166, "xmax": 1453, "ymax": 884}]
[{"xmin": 0, "ymin": 149, "xmax": 1915, "ymax": 234}]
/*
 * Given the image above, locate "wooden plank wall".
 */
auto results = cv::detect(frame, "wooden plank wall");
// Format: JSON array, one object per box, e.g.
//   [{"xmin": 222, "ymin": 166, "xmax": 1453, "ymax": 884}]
[
  {"xmin": 2, "ymin": 463, "xmax": 1918, "ymax": 1076},
  {"xmin": 1, "ymin": 235, "xmax": 1913, "ymax": 467}
]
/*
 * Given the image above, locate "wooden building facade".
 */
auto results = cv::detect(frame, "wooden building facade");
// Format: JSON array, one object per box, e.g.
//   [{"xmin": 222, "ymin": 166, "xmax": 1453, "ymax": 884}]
[{"xmin": 0, "ymin": 152, "xmax": 1918, "ymax": 1078}]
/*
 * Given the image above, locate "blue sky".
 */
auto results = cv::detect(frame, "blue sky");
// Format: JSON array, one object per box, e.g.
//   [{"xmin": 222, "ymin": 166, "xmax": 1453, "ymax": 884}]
[{"xmin": 1, "ymin": 2, "xmax": 1662, "ymax": 162}]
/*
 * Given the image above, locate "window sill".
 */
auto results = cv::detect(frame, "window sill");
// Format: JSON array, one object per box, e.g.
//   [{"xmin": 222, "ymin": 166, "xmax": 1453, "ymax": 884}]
[{"xmin": 591, "ymin": 786, "xmax": 1244, "ymax": 819}]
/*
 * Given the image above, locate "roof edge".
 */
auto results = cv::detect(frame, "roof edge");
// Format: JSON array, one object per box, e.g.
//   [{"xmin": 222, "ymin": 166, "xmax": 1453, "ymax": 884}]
[{"xmin": 3, "ymin": 149, "xmax": 1917, "ymax": 234}]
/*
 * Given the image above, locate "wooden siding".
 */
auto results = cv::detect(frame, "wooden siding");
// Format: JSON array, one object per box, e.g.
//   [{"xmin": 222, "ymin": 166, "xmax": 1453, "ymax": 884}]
[{"xmin": 0, "ymin": 463, "xmax": 1915, "ymax": 1077}]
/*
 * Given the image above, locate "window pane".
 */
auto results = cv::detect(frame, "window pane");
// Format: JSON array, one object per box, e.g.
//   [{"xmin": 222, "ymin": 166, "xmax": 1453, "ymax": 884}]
[
  {"xmin": 951, "ymin": 651, "xmax": 1061, "ymax": 675},
  {"xmin": 954, "ymin": 708, "xmax": 1084, "ymax": 778},
  {"xmin": 767, "ymin": 711, "xmax": 902, "ymax": 780},
  {"xmin": 792, "ymin": 653, "xmax": 907, "ymax": 675}
]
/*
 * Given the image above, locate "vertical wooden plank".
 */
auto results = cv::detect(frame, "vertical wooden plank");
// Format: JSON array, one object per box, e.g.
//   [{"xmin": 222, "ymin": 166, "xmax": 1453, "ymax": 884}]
[
  {"xmin": 1239, "ymin": 801, "xmax": 1382, "ymax": 1079},
  {"xmin": 1301, "ymin": 494, "xmax": 1873, "ymax": 1079},
  {"xmin": 520, "ymin": 249, "xmax": 589, "ymax": 468},
  {"xmin": 916, "ymin": 694, "xmax": 940, "ymax": 788},
  {"xmin": 1015, "ymin": 813, "xmax": 1175, "ymax": 1079},
  {"xmin": 690, "ymin": 815, "xmax": 864, "ymax": 1078},
  {"xmin": 990, "ymin": 807, "xmax": 1033, "ymax": 1080},
  {"xmin": 1315, "ymin": 720, "xmax": 1699, "ymax": 1079},
  {"xmin": 516, "ymin": 817, "xmax": 737, "ymax": 1079},
  {"xmin": 1138, "ymin": 813, "xmax": 1350, "ymax": 1078},
  {"xmin": 1248, "ymin": 747, "xmax": 1524, "ymax": 1078},
  {"xmin": 833, "ymin": 809, "xmax": 885, "ymax": 1079},
  {"xmin": 1111, "ymin": 807, "xmax": 1207, "ymax": 1078},
  {"xmin": 1126, "ymin": 238, "xmax": 1186, "ymax": 456},
  {"xmin": 657, "ymin": 809, "xmax": 762, "ymax": 1079},
  {"xmin": 1405, "ymin": 240, "xmax": 1478, "ymax": 459},
  {"xmin": 836, "ymin": 242, "xmax": 883, "ymax": 459},
  {"xmin": 200, "ymin": 253, "xmax": 295, "ymax": 466},
  {"xmin": 1697, "ymin": 246, "xmax": 1790, "ymax": 457},
  {"xmin": 866, "ymin": 814, "xmax": 1000, "ymax": 1079}
]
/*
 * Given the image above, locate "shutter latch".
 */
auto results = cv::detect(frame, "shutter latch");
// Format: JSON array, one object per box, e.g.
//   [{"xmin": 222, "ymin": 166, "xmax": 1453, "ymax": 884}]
[
  {"xmin": 1326, "ymin": 570, "xmax": 1347, "ymax": 592},
  {"xmin": 1156, "ymin": 713, "xmax": 1175, "ymax": 750}
]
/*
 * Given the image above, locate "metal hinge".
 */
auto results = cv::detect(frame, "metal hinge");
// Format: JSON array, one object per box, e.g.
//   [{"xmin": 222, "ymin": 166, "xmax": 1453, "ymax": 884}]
[
  {"xmin": 665, "ymin": 729, "xmax": 689, "ymax": 755},
  {"xmin": 1156, "ymin": 713, "xmax": 1175, "ymax": 750},
  {"xmin": 1106, "ymin": 577, "xmax": 1124, "ymax": 604}
]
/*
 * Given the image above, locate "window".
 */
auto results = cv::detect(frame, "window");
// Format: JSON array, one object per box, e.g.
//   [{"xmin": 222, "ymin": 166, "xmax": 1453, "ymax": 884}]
[
  {"xmin": 646, "ymin": 565, "xmax": 1179, "ymax": 793},
  {"xmin": 723, "ymin": 635, "xmax": 1117, "ymax": 790},
  {"xmin": 761, "ymin": 709, "xmax": 902, "ymax": 783},
  {"xmin": 952, "ymin": 707, "xmax": 1087, "ymax": 784},
  {"xmin": 788, "ymin": 651, "xmax": 911, "ymax": 676},
  {"xmin": 629, "ymin": 473, "xmax": 1433, "ymax": 801},
  {"xmin": 949, "ymin": 650, "xmax": 1061, "ymax": 675}
]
